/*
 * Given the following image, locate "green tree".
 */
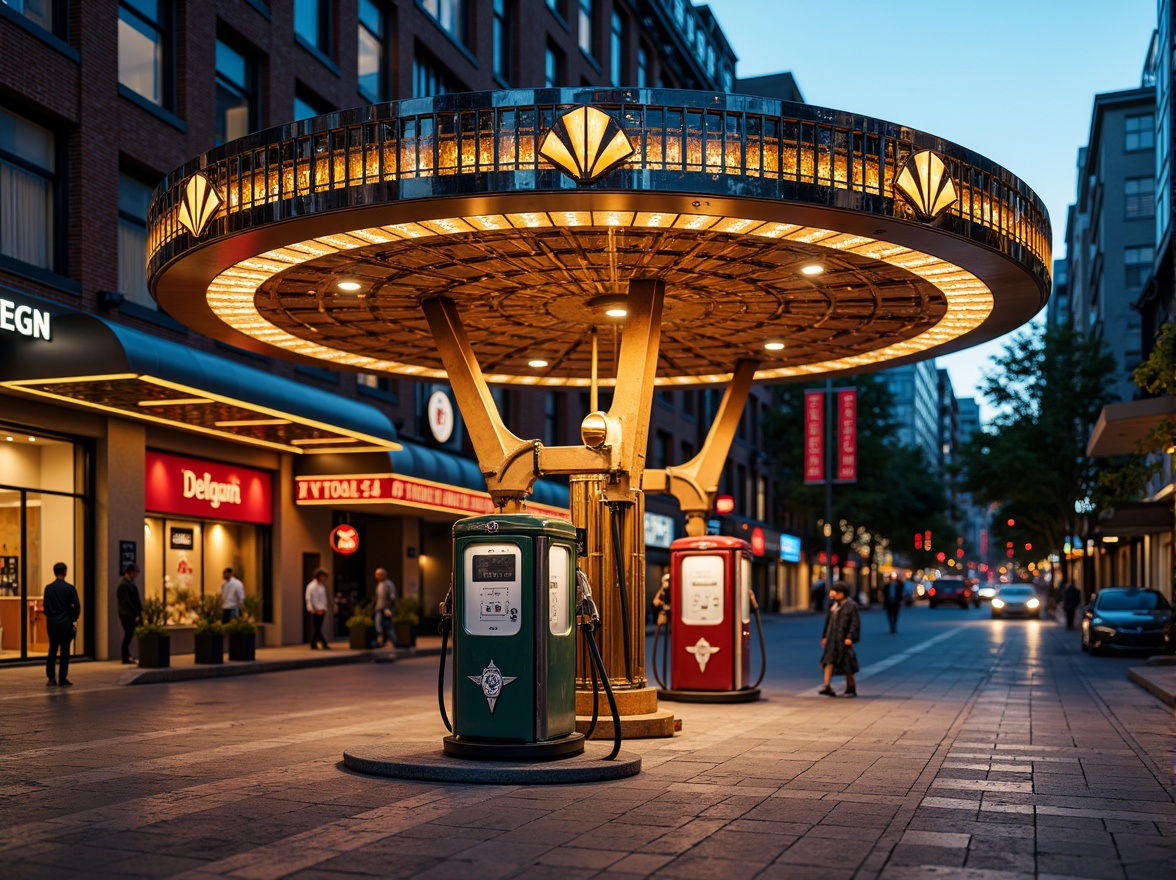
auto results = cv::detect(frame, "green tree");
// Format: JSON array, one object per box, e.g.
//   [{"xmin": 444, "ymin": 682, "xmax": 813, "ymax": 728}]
[{"xmin": 955, "ymin": 325, "xmax": 1116, "ymax": 575}]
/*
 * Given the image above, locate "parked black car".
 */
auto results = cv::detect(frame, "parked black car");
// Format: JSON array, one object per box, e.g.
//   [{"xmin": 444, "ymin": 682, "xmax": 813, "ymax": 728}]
[
  {"xmin": 1081, "ymin": 587, "xmax": 1173, "ymax": 656},
  {"xmin": 927, "ymin": 577, "xmax": 974, "ymax": 609}
]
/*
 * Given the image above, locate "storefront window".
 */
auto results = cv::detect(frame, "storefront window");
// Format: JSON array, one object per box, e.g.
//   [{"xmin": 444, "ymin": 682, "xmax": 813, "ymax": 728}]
[
  {"xmin": 0, "ymin": 429, "xmax": 88, "ymax": 662},
  {"xmin": 144, "ymin": 516, "xmax": 265, "ymax": 623},
  {"xmin": 143, "ymin": 450, "xmax": 273, "ymax": 626}
]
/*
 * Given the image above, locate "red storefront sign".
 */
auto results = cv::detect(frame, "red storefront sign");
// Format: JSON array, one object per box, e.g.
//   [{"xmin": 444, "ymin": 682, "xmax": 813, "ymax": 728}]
[
  {"xmin": 330, "ymin": 524, "xmax": 360, "ymax": 555},
  {"xmin": 803, "ymin": 390, "xmax": 824, "ymax": 483},
  {"xmin": 145, "ymin": 450, "xmax": 273, "ymax": 524},
  {"xmin": 836, "ymin": 388, "xmax": 857, "ymax": 482},
  {"xmin": 295, "ymin": 474, "xmax": 570, "ymax": 521}
]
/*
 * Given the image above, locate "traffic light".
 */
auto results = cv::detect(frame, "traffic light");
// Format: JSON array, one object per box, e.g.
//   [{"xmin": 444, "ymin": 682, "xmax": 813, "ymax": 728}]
[
  {"xmin": 936, "ymin": 551, "xmax": 946, "ymax": 562},
  {"xmin": 1024, "ymin": 543, "xmax": 1032, "ymax": 551},
  {"xmin": 1007, "ymin": 518, "xmax": 1015, "ymax": 527},
  {"xmin": 915, "ymin": 533, "xmax": 922, "ymax": 550}
]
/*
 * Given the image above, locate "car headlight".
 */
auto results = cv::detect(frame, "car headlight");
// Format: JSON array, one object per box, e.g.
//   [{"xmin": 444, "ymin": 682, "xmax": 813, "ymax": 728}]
[
  {"xmin": 1093, "ymin": 624, "xmax": 1116, "ymax": 634},
  {"xmin": 1027, "ymin": 598, "xmax": 1040, "ymax": 609},
  {"xmin": 992, "ymin": 599, "xmax": 1005, "ymax": 609}
]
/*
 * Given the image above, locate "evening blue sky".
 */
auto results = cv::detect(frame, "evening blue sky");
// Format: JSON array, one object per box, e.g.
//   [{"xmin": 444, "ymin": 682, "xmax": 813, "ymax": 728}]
[{"xmin": 702, "ymin": 0, "xmax": 1157, "ymax": 419}]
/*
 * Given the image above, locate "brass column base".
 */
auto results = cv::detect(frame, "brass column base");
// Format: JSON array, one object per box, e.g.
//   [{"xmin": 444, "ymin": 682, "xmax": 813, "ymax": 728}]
[{"xmin": 574, "ymin": 686, "xmax": 678, "ymax": 738}]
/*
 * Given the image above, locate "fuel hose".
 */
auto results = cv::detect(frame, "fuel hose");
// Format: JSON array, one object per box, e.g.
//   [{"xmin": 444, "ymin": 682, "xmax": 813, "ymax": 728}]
[
  {"xmin": 751, "ymin": 596, "xmax": 767, "ymax": 689},
  {"xmin": 580, "ymin": 615, "xmax": 622, "ymax": 761},
  {"xmin": 607, "ymin": 501, "xmax": 634, "ymax": 683},
  {"xmin": 437, "ymin": 590, "xmax": 453, "ymax": 733}
]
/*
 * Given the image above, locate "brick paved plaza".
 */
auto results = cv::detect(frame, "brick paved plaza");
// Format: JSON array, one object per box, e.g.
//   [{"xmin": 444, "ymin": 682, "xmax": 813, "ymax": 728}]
[{"xmin": 2, "ymin": 607, "xmax": 1172, "ymax": 879}]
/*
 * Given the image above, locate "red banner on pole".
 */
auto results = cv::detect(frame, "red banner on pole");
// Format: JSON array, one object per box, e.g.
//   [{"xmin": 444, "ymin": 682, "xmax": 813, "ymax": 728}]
[
  {"xmin": 804, "ymin": 390, "xmax": 824, "ymax": 483},
  {"xmin": 836, "ymin": 389, "xmax": 857, "ymax": 482}
]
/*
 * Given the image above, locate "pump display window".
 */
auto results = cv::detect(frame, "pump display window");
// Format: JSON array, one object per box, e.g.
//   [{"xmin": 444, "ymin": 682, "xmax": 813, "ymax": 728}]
[
  {"xmin": 143, "ymin": 516, "xmax": 267, "ymax": 623},
  {"xmin": 0, "ymin": 430, "xmax": 88, "ymax": 662}
]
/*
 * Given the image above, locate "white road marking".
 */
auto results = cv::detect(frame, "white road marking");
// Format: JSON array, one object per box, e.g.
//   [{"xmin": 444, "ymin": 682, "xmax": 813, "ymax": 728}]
[{"xmin": 795, "ymin": 628, "xmax": 961, "ymax": 696}]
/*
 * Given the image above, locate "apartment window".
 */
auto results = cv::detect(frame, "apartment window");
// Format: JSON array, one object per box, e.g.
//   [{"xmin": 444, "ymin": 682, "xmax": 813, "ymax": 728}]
[
  {"xmin": 3, "ymin": 0, "xmax": 63, "ymax": 35},
  {"xmin": 578, "ymin": 0, "xmax": 594, "ymax": 57},
  {"xmin": 1125, "ymin": 245, "xmax": 1154, "ymax": 289},
  {"xmin": 652, "ymin": 431, "xmax": 670, "ymax": 469},
  {"xmin": 545, "ymin": 45, "xmax": 563, "ymax": 87},
  {"xmin": 420, "ymin": 0, "xmax": 468, "ymax": 46},
  {"xmin": 216, "ymin": 39, "xmax": 257, "ymax": 145},
  {"xmin": 544, "ymin": 392, "xmax": 563, "ymax": 446},
  {"xmin": 0, "ymin": 106, "xmax": 56, "ymax": 271},
  {"xmin": 293, "ymin": 89, "xmax": 329, "ymax": 122},
  {"xmin": 294, "ymin": 0, "xmax": 331, "ymax": 55},
  {"xmin": 357, "ymin": 0, "xmax": 388, "ymax": 102},
  {"xmin": 493, "ymin": 0, "xmax": 511, "ymax": 84},
  {"xmin": 412, "ymin": 51, "xmax": 462, "ymax": 97},
  {"xmin": 357, "ymin": 373, "xmax": 393, "ymax": 396},
  {"xmin": 636, "ymin": 45, "xmax": 648, "ymax": 88},
  {"xmin": 1125, "ymin": 113, "xmax": 1154, "ymax": 151},
  {"xmin": 118, "ymin": 173, "xmax": 155, "ymax": 308},
  {"xmin": 119, "ymin": 0, "xmax": 170, "ymax": 108},
  {"xmin": 1125, "ymin": 176, "xmax": 1155, "ymax": 218},
  {"xmin": 609, "ymin": 10, "xmax": 624, "ymax": 85}
]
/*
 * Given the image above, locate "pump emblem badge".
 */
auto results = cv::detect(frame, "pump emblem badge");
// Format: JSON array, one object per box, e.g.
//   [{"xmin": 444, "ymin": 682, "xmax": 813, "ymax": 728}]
[
  {"xmin": 468, "ymin": 659, "xmax": 517, "ymax": 713},
  {"xmin": 686, "ymin": 637, "xmax": 720, "ymax": 673}
]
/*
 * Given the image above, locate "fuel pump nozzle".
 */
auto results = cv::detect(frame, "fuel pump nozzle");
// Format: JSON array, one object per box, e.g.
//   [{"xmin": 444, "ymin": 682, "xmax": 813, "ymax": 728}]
[
  {"xmin": 437, "ymin": 585, "xmax": 454, "ymax": 732},
  {"xmin": 575, "ymin": 568, "xmax": 622, "ymax": 760},
  {"xmin": 575, "ymin": 568, "xmax": 600, "ymax": 627}
]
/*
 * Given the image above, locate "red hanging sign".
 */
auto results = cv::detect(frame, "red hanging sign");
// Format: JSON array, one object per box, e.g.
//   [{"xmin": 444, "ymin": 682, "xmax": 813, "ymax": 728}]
[
  {"xmin": 836, "ymin": 388, "xmax": 857, "ymax": 482},
  {"xmin": 330, "ymin": 524, "xmax": 360, "ymax": 555},
  {"xmin": 145, "ymin": 450, "xmax": 272, "ymax": 524},
  {"xmin": 803, "ymin": 390, "xmax": 824, "ymax": 483}
]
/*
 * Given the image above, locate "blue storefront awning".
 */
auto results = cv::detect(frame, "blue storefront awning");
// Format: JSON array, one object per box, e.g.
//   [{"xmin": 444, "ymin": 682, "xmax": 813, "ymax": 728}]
[{"xmin": 0, "ymin": 303, "xmax": 399, "ymax": 454}]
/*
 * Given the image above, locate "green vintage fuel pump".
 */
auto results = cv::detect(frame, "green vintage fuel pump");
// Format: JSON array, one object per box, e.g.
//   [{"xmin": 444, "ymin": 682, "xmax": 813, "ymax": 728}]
[
  {"xmin": 448, "ymin": 513, "xmax": 577, "ymax": 758},
  {"xmin": 437, "ymin": 512, "xmax": 622, "ymax": 760}
]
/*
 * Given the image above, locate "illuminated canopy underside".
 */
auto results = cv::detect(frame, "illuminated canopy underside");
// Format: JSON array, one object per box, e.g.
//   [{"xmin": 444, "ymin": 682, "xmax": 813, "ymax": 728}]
[{"xmin": 147, "ymin": 90, "xmax": 1051, "ymax": 385}]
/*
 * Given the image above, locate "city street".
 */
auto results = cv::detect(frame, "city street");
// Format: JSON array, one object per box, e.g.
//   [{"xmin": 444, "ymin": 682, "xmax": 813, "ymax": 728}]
[{"xmin": 1, "ymin": 605, "xmax": 1172, "ymax": 880}]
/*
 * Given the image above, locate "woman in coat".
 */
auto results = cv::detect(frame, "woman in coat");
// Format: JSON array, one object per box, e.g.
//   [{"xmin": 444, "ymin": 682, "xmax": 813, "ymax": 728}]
[{"xmin": 819, "ymin": 581, "xmax": 860, "ymax": 697}]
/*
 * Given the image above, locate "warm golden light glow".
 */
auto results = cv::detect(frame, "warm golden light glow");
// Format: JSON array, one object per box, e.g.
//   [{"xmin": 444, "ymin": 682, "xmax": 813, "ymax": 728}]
[
  {"xmin": 138, "ymin": 397, "xmax": 214, "ymax": 406},
  {"xmin": 200, "ymin": 210, "xmax": 996, "ymax": 385},
  {"xmin": 214, "ymin": 418, "xmax": 293, "ymax": 426},
  {"xmin": 177, "ymin": 173, "xmax": 223, "ymax": 238},
  {"xmin": 764, "ymin": 342, "xmax": 785, "ymax": 351},
  {"xmin": 539, "ymin": 106, "xmax": 636, "ymax": 183},
  {"xmin": 337, "ymin": 278, "xmax": 363, "ymax": 292},
  {"xmin": 895, "ymin": 150, "xmax": 958, "ymax": 222},
  {"xmin": 528, "ymin": 359, "xmax": 549, "ymax": 368},
  {"xmin": 800, "ymin": 264, "xmax": 824, "ymax": 276}
]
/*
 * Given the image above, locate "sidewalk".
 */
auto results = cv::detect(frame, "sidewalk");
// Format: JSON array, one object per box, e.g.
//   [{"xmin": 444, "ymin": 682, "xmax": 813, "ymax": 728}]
[{"xmin": 0, "ymin": 635, "xmax": 445, "ymax": 699}]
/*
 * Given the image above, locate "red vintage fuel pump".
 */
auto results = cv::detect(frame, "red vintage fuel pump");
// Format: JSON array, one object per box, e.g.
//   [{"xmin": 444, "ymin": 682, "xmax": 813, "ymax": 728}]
[{"xmin": 651, "ymin": 535, "xmax": 765, "ymax": 702}]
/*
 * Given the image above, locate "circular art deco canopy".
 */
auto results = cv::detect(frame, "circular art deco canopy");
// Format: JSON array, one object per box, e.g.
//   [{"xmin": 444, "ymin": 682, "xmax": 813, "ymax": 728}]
[{"xmin": 148, "ymin": 89, "xmax": 1051, "ymax": 387}]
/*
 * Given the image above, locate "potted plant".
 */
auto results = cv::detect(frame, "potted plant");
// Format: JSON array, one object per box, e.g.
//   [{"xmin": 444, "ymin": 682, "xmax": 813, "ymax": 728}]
[
  {"xmin": 226, "ymin": 593, "xmax": 261, "ymax": 661},
  {"xmin": 135, "ymin": 597, "xmax": 171, "ymax": 668},
  {"xmin": 193, "ymin": 594, "xmax": 224, "ymax": 664},
  {"xmin": 393, "ymin": 595, "xmax": 421, "ymax": 648},
  {"xmin": 347, "ymin": 600, "xmax": 378, "ymax": 650}
]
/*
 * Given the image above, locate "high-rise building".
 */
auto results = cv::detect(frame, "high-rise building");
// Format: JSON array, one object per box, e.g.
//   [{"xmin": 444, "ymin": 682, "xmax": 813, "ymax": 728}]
[{"xmin": 1065, "ymin": 85, "xmax": 1156, "ymax": 400}]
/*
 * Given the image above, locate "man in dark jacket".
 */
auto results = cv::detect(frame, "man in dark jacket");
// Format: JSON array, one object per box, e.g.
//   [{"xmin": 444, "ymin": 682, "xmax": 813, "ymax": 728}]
[
  {"xmin": 819, "ymin": 582, "xmax": 861, "ymax": 697},
  {"xmin": 116, "ymin": 564, "xmax": 143, "ymax": 665},
  {"xmin": 882, "ymin": 571, "xmax": 904, "ymax": 634},
  {"xmin": 44, "ymin": 562, "xmax": 80, "ymax": 686}
]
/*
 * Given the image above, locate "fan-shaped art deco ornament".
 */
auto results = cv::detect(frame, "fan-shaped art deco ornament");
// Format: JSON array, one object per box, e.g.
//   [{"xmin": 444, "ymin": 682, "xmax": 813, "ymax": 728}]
[
  {"xmin": 539, "ymin": 105, "xmax": 635, "ymax": 183},
  {"xmin": 894, "ymin": 150, "xmax": 958, "ymax": 222},
  {"xmin": 177, "ymin": 173, "xmax": 224, "ymax": 238}
]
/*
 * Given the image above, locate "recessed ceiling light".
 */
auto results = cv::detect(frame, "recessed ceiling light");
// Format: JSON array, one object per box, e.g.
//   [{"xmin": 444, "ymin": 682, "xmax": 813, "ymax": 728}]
[
  {"xmin": 138, "ymin": 398, "xmax": 215, "ymax": 407},
  {"xmin": 4, "ymin": 436, "xmax": 12, "ymax": 442},
  {"xmin": 764, "ymin": 341, "xmax": 785, "ymax": 351},
  {"xmin": 605, "ymin": 307, "xmax": 627, "ymax": 318},
  {"xmin": 528, "ymin": 359, "xmax": 549, "ymax": 368},
  {"xmin": 28, "ymin": 437, "xmax": 36, "ymax": 442},
  {"xmin": 336, "ymin": 278, "xmax": 363, "ymax": 292},
  {"xmin": 801, "ymin": 264, "xmax": 824, "ymax": 276}
]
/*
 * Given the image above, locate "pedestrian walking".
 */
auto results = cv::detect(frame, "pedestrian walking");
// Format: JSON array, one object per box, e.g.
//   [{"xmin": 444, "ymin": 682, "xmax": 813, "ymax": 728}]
[
  {"xmin": 116, "ymin": 564, "xmax": 143, "ymax": 665},
  {"xmin": 882, "ymin": 571, "xmax": 903, "ymax": 634},
  {"xmin": 305, "ymin": 568, "xmax": 330, "ymax": 649},
  {"xmin": 1062, "ymin": 580, "xmax": 1082, "ymax": 630},
  {"xmin": 373, "ymin": 567, "xmax": 398, "ymax": 647},
  {"xmin": 819, "ymin": 581, "xmax": 860, "ymax": 697},
  {"xmin": 221, "ymin": 567, "xmax": 245, "ymax": 623},
  {"xmin": 43, "ymin": 562, "xmax": 80, "ymax": 687}
]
